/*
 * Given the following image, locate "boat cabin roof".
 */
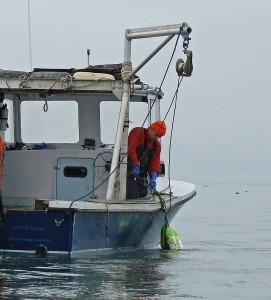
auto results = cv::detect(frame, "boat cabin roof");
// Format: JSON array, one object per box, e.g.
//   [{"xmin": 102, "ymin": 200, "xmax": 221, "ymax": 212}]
[{"xmin": 0, "ymin": 63, "xmax": 163, "ymax": 101}]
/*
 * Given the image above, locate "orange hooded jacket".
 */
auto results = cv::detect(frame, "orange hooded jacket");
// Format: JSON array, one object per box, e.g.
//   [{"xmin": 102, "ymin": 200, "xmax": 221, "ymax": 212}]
[{"xmin": 128, "ymin": 127, "xmax": 161, "ymax": 174}]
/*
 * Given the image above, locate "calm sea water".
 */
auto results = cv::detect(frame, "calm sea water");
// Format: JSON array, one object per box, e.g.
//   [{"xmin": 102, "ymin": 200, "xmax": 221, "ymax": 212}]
[{"xmin": 0, "ymin": 184, "xmax": 270, "ymax": 299}]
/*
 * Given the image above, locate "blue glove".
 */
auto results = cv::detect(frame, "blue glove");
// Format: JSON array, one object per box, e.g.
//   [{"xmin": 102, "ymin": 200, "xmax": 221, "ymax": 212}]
[
  {"xmin": 149, "ymin": 171, "xmax": 157, "ymax": 188},
  {"xmin": 131, "ymin": 164, "xmax": 140, "ymax": 177}
]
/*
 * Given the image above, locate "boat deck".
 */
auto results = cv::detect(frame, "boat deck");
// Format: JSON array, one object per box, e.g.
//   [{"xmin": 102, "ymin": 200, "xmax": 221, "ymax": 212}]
[{"xmin": 3, "ymin": 180, "xmax": 196, "ymax": 213}]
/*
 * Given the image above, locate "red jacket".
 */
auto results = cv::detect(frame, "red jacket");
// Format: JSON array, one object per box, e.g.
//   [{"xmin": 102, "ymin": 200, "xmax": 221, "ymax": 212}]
[{"xmin": 128, "ymin": 127, "xmax": 161, "ymax": 173}]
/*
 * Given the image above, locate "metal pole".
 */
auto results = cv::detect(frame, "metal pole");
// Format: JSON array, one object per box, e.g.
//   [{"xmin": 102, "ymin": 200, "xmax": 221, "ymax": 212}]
[
  {"xmin": 126, "ymin": 23, "xmax": 191, "ymax": 40},
  {"xmin": 118, "ymin": 84, "xmax": 130, "ymax": 200},
  {"xmin": 106, "ymin": 36, "xmax": 131, "ymax": 201},
  {"xmin": 87, "ymin": 49, "xmax": 90, "ymax": 66}
]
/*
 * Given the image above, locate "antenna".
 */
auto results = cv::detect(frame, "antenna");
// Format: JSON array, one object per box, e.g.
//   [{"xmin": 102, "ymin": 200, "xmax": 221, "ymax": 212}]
[
  {"xmin": 87, "ymin": 49, "xmax": 90, "ymax": 66},
  {"xmin": 27, "ymin": 0, "xmax": 33, "ymax": 71}
]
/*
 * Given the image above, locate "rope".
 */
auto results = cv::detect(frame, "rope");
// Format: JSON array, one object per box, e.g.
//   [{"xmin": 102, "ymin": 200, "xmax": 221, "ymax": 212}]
[
  {"xmin": 19, "ymin": 74, "xmax": 31, "ymax": 89},
  {"xmin": 139, "ymin": 29, "xmax": 182, "ymax": 128},
  {"xmin": 39, "ymin": 76, "xmax": 71, "ymax": 95},
  {"xmin": 163, "ymin": 76, "xmax": 183, "ymax": 121},
  {"xmin": 163, "ymin": 76, "xmax": 183, "ymax": 209},
  {"xmin": 152, "ymin": 188, "xmax": 169, "ymax": 225},
  {"xmin": 105, "ymin": 203, "xmax": 110, "ymax": 246},
  {"xmin": 121, "ymin": 62, "xmax": 132, "ymax": 80},
  {"xmin": 5, "ymin": 76, "xmax": 12, "ymax": 89}
]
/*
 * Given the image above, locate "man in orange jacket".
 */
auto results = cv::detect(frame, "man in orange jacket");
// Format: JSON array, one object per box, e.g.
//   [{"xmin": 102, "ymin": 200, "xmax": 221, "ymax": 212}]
[{"xmin": 126, "ymin": 120, "xmax": 166, "ymax": 199}]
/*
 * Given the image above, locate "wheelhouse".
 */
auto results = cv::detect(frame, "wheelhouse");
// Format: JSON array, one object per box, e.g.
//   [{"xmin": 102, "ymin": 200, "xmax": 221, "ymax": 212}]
[{"xmin": 0, "ymin": 67, "xmax": 162, "ymax": 209}]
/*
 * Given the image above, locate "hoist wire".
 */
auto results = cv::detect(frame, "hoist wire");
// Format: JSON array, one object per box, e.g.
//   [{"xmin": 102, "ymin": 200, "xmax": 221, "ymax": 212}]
[
  {"xmin": 163, "ymin": 76, "xmax": 183, "ymax": 122},
  {"xmin": 68, "ymin": 30, "xmax": 183, "ymax": 209},
  {"xmin": 139, "ymin": 29, "xmax": 182, "ymax": 129},
  {"xmin": 165, "ymin": 75, "xmax": 183, "ymax": 209}
]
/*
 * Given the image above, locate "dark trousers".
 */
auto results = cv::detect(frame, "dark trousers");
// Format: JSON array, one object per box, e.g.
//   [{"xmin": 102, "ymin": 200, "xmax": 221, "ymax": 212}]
[{"xmin": 126, "ymin": 175, "xmax": 148, "ymax": 199}]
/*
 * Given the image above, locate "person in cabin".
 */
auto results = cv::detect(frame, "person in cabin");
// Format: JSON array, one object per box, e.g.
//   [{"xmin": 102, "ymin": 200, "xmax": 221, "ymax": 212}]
[{"xmin": 126, "ymin": 120, "xmax": 166, "ymax": 199}]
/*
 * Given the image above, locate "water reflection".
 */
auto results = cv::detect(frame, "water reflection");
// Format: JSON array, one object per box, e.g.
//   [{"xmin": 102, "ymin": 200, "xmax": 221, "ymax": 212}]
[
  {"xmin": 102, "ymin": 251, "xmax": 170, "ymax": 299},
  {"xmin": 0, "ymin": 274, "xmax": 6, "ymax": 300},
  {"xmin": 0, "ymin": 249, "xmax": 183, "ymax": 299},
  {"xmin": 74, "ymin": 249, "xmax": 183, "ymax": 299}
]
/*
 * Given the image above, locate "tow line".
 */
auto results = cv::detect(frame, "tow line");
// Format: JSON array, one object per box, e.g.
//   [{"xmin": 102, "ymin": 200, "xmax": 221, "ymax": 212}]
[{"xmin": 152, "ymin": 188, "xmax": 183, "ymax": 250}]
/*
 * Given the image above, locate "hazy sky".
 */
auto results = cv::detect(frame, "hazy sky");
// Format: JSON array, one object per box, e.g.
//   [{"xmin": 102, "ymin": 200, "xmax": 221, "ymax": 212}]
[{"xmin": 0, "ymin": 0, "xmax": 270, "ymax": 183}]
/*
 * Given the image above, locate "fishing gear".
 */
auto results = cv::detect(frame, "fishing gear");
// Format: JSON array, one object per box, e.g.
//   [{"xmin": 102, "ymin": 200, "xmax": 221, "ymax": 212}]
[{"xmin": 152, "ymin": 188, "xmax": 183, "ymax": 250}]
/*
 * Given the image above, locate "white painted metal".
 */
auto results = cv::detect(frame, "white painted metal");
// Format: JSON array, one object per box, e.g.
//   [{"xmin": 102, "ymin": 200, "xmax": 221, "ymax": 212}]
[
  {"xmin": 0, "ymin": 77, "xmax": 121, "ymax": 92},
  {"xmin": 106, "ymin": 32, "xmax": 132, "ymax": 200},
  {"xmin": 106, "ymin": 81, "xmax": 130, "ymax": 200},
  {"xmin": 126, "ymin": 23, "xmax": 191, "ymax": 40}
]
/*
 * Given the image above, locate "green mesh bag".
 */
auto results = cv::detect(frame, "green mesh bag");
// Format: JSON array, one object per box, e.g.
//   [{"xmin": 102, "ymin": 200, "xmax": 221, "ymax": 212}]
[{"xmin": 160, "ymin": 222, "xmax": 183, "ymax": 250}]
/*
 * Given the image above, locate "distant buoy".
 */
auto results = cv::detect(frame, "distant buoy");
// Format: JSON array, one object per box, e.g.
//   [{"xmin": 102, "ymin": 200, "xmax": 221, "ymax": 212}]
[{"xmin": 35, "ymin": 244, "xmax": 47, "ymax": 257}]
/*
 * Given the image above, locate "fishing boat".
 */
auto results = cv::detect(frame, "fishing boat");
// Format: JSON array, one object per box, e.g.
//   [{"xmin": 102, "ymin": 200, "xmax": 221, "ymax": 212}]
[{"xmin": 0, "ymin": 23, "xmax": 195, "ymax": 256}]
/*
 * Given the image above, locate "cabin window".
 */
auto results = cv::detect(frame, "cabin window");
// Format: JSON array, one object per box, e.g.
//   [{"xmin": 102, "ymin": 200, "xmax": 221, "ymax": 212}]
[
  {"xmin": 64, "ymin": 166, "xmax": 87, "ymax": 178},
  {"xmin": 3, "ymin": 99, "xmax": 14, "ymax": 143},
  {"xmin": 20, "ymin": 101, "xmax": 79, "ymax": 143},
  {"xmin": 100, "ymin": 101, "xmax": 148, "ymax": 144}
]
